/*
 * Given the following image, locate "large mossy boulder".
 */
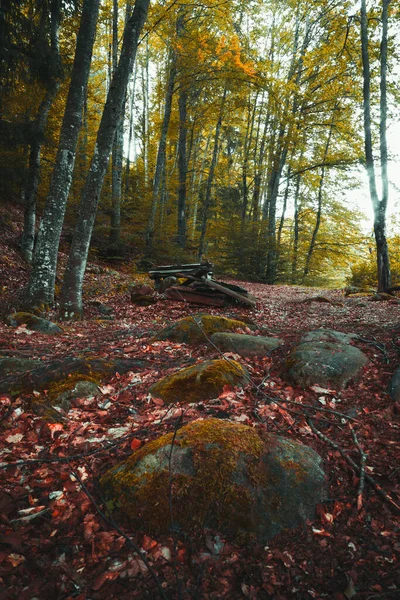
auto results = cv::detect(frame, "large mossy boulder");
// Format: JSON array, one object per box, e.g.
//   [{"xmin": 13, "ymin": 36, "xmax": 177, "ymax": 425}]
[
  {"xmin": 286, "ymin": 340, "xmax": 368, "ymax": 390},
  {"xmin": 149, "ymin": 359, "xmax": 248, "ymax": 404},
  {"xmin": 6, "ymin": 312, "xmax": 63, "ymax": 334},
  {"xmin": 210, "ymin": 332, "xmax": 283, "ymax": 357},
  {"xmin": 101, "ymin": 418, "xmax": 326, "ymax": 542},
  {"xmin": 156, "ymin": 314, "xmax": 247, "ymax": 345}
]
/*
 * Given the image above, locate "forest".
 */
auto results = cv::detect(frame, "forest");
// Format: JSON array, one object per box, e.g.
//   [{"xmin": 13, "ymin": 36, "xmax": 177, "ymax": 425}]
[
  {"xmin": 0, "ymin": 0, "xmax": 399, "ymax": 314},
  {"xmin": 0, "ymin": 1, "xmax": 400, "ymax": 599}
]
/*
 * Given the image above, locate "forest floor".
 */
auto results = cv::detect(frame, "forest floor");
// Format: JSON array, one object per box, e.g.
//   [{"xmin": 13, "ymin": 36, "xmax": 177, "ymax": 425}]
[{"xmin": 0, "ymin": 206, "xmax": 399, "ymax": 599}]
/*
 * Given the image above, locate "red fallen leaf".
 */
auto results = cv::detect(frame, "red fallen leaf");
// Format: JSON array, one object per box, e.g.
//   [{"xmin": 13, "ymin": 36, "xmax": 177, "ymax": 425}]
[
  {"xmin": 130, "ymin": 437, "xmax": 142, "ymax": 450},
  {"xmin": 141, "ymin": 534, "xmax": 157, "ymax": 551},
  {"xmin": 92, "ymin": 570, "xmax": 119, "ymax": 590},
  {"xmin": 176, "ymin": 548, "xmax": 186, "ymax": 562},
  {"xmin": 151, "ymin": 396, "xmax": 164, "ymax": 406},
  {"xmin": 312, "ymin": 527, "xmax": 332, "ymax": 537}
]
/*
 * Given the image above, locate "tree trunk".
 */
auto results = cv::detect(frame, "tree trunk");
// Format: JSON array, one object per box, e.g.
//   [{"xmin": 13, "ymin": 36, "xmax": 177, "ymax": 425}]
[
  {"xmin": 25, "ymin": 0, "xmax": 100, "ymax": 308},
  {"xmin": 20, "ymin": 1, "xmax": 62, "ymax": 263},
  {"xmin": 177, "ymin": 85, "xmax": 188, "ymax": 247},
  {"xmin": 360, "ymin": 0, "xmax": 391, "ymax": 292},
  {"xmin": 291, "ymin": 172, "xmax": 301, "ymax": 284},
  {"xmin": 302, "ymin": 109, "xmax": 336, "ymax": 280},
  {"xmin": 109, "ymin": 0, "xmax": 124, "ymax": 248},
  {"xmin": 146, "ymin": 51, "xmax": 176, "ymax": 249},
  {"xmin": 198, "ymin": 87, "xmax": 227, "ymax": 260},
  {"xmin": 59, "ymin": 0, "xmax": 150, "ymax": 319}
]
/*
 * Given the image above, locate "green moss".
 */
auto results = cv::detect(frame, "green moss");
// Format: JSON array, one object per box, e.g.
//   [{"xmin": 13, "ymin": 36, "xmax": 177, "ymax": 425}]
[
  {"xmin": 101, "ymin": 418, "xmax": 278, "ymax": 538},
  {"xmin": 156, "ymin": 314, "xmax": 247, "ymax": 345},
  {"xmin": 46, "ymin": 373, "xmax": 101, "ymax": 405},
  {"xmin": 149, "ymin": 359, "xmax": 248, "ymax": 404}
]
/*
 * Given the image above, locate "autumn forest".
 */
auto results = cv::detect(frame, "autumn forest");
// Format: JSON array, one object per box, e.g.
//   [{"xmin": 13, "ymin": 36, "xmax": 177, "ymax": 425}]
[
  {"xmin": 1, "ymin": 1, "xmax": 400, "ymax": 599},
  {"xmin": 1, "ymin": 0, "xmax": 399, "ymax": 316}
]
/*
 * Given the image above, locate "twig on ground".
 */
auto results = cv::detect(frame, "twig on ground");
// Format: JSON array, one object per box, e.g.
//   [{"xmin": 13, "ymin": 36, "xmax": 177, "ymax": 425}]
[
  {"xmin": 356, "ymin": 335, "xmax": 390, "ymax": 363},
  {"xmin": 307, "ymin": 418, "xmax": 400, "ymax": 513},
  {"xmin": 349, "ymin": 425, "xmax": 367, "ymax": 510}
]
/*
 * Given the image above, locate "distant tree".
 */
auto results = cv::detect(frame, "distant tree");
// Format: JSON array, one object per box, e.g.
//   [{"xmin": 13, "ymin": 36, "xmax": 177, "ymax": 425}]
[{"xmin": 360, "ymin": 0, "xmax": 391, "ymax": 292}]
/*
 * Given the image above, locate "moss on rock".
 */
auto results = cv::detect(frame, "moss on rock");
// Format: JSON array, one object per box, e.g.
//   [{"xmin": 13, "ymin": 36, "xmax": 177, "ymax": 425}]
[
  {"xmin": 148, "ymin": 359, "xmax": 248, "ymax": 404},
  {"xmin": 101, "ymin": 418, "xmax": 326, "ymax": 542},
  {"xmin": 6, "ymin": 312, "xmax": 63, "ymax": 334},
  {"xmin": 156, "ymin": 314, "xmax": 247, "ymax": 345}
]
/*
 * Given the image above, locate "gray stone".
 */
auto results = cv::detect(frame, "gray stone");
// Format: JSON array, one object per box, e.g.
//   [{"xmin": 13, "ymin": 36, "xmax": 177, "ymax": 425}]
[
  {"xmin": 301, "ymin": 329, "xmax": 357, "ymax": 345},
  {"xmin": 156, "ymin": 314, "xmax": 247, "ymax": 345},
  {"xmin": 388, "ymin": 367, "xmax": 400, "ymax": 402},
  {"xmin": 6, "ymin": 312, "xmax": 63, "ymax": 334},
  {"xmin": 101, "ymin": 418, "xmax": 326, "ymax": 542},
  {"xmin": 0, "ymin": 357, "xmax": 43, "ymax": 378},
  {"xmin": 210, "ymin": 332, "xmax": 283, "ymax": 357},
  {"xmin": 53, "ymin": 380, "xmax": 101, "ymax": 410},
  {"xmin": 286, "ymin": 341, "xmax": 368, "ymax": 389}
]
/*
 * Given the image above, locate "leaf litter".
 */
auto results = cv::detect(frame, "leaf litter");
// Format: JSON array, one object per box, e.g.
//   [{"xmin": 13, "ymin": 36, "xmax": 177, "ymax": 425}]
[{"xmin": 0, "ymin": 252, "xmax": 399, "ymax": 598}]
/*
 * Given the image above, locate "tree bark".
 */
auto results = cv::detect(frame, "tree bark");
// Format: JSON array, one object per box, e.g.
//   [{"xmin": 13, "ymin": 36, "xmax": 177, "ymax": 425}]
[
  {"xmin": 146, "ymin": 50, "xmax": 176, "ymax": 249},
  {"xmin": 177, "ymin": 85, "xmax": 188, "ymax": 247},
  {"xmin": 302, "ymin": 108, "xmax": 336, "ymax": 280},
  {"xmin": 59, "ymin": 0, "xmax": 150, "ymax": 319},
  {"xmin": 25, "ymin": 0, "xmax": 100, "ymax": 308},
  {"xmin": 360, "ymin": 0, "xmax": 391, "ymax": 292},
  {"xmin": 198, "ymin": 87, "xmax": 227, "ymax": 260},
  {"xmin": 20, "ymin": 1, "xmax": 62, "ymax": 263},
  {"xmin": 109, "ymin": 0, "xmax": 124, "ymax": 248}
]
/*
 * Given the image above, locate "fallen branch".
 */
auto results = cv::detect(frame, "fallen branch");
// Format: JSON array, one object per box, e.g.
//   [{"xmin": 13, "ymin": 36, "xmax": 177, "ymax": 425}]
[
  {"xmin": 349, "ymin": 425, "xmax": 367, "ymax": 511},
  {"xmin": 307, "ymin": 418, "xmax": 400, "ymax": 513}
]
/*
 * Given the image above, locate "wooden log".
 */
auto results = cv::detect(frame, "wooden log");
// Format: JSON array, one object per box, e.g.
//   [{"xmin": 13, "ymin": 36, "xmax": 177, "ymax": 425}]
[
  {"xmin": 165, "ymin": 286, "xmax": 225, "ymax": 307},
  {"xmin": 199, "ymin": 278, "xmax": 257, "ymax": 307}
]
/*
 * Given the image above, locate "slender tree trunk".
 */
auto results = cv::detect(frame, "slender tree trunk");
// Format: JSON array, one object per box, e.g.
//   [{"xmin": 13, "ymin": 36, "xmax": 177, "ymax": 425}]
[
  {"xmin": 291, "ymin": 172, "xmax": 301, "ymax": 284},
  {"xmin": 109, "ymin": 0, "xmax": 124, "ymax": 248},
  {"xmin": 21, "ymin": 1, "xmax": 62, "ymax": 263},
  {"xmin": 124, "ymin": 71, "xmax": 136, "ymax": 199},
  {"xmin": 198, "ymin": 87, "xmax": 227, "ymax": 260},
  {"xmin": 21, "ymin": 84, "xmax": 60, "ymax": 262},
  {"xmin": 146, "ymin": 51, "xmax": 176, "ymax": 249},
  {"xmin": 191, "ymin": 130, "xmax": 211, "ymax": 240},
  {"xmin": 302, "ymin": 109, "xmax": 337, "ymax": 280},
  {"xmin": 25, "ymin": 0, "xmax": 100, "ymax": 308},
  {"xmin": 360, "ymin": 0, "xmax": 391, "ymax": 292},
  {"xmin": 59, "ymin": 0, "xmax": 150, "ymax": 319},
  {"xmin": 241, "ymin": 94, "xmax": 257, "ymax": 227},
  {"xmin": 177, "ymin": 85, "xmax": 188, "ymax": 247}
]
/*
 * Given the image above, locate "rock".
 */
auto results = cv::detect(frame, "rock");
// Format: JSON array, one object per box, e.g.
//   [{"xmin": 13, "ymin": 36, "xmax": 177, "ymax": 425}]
[
  {"xmin": 101, "ymin": 418, "xmax": 326, "ymax": 542},
  {"xmin": 368, "ymin": 292, "xmax": 395, "ymax": 301},
  {"xmin": 149, "ymin": 359, "xmax": 248, "ymax": 404},
  {"xmin": 130, "ymin": 284, "xmax": 155, "ymax": 306},
  {"xmin": 6, "ymin": 312, "xmax": 63, "ymax": 334},
  {"xmin": 0, "ymin": 356, "xmax": 147, "ymax": 395},
  {"xmin": 98, "ymin": 303, "xmax": 114, "ymax": 315},
  {"xmin": 0, "ymin": 357, "xmax": 43, "ymax": 378},
  {"xmin": 388, "ymin": 367, "xmax": 400, "ymax": 402},
  {"xmin": 286, "ymin": 341, "xmax": 368, "ymax": 390},
  {"xmin": 156, "ymin": 314, "xmax": 247, "ymax": 345},
  {"xmin": 51, "ymin": 379, "xmax": 101, "ymax": 410},
  {"xmin": 210, "ymin": 332, "xmax": 283, "ymax": 357},
  {"xmin": 301, "ymin": 329, "xmax": 357, "ymax": 345}
]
